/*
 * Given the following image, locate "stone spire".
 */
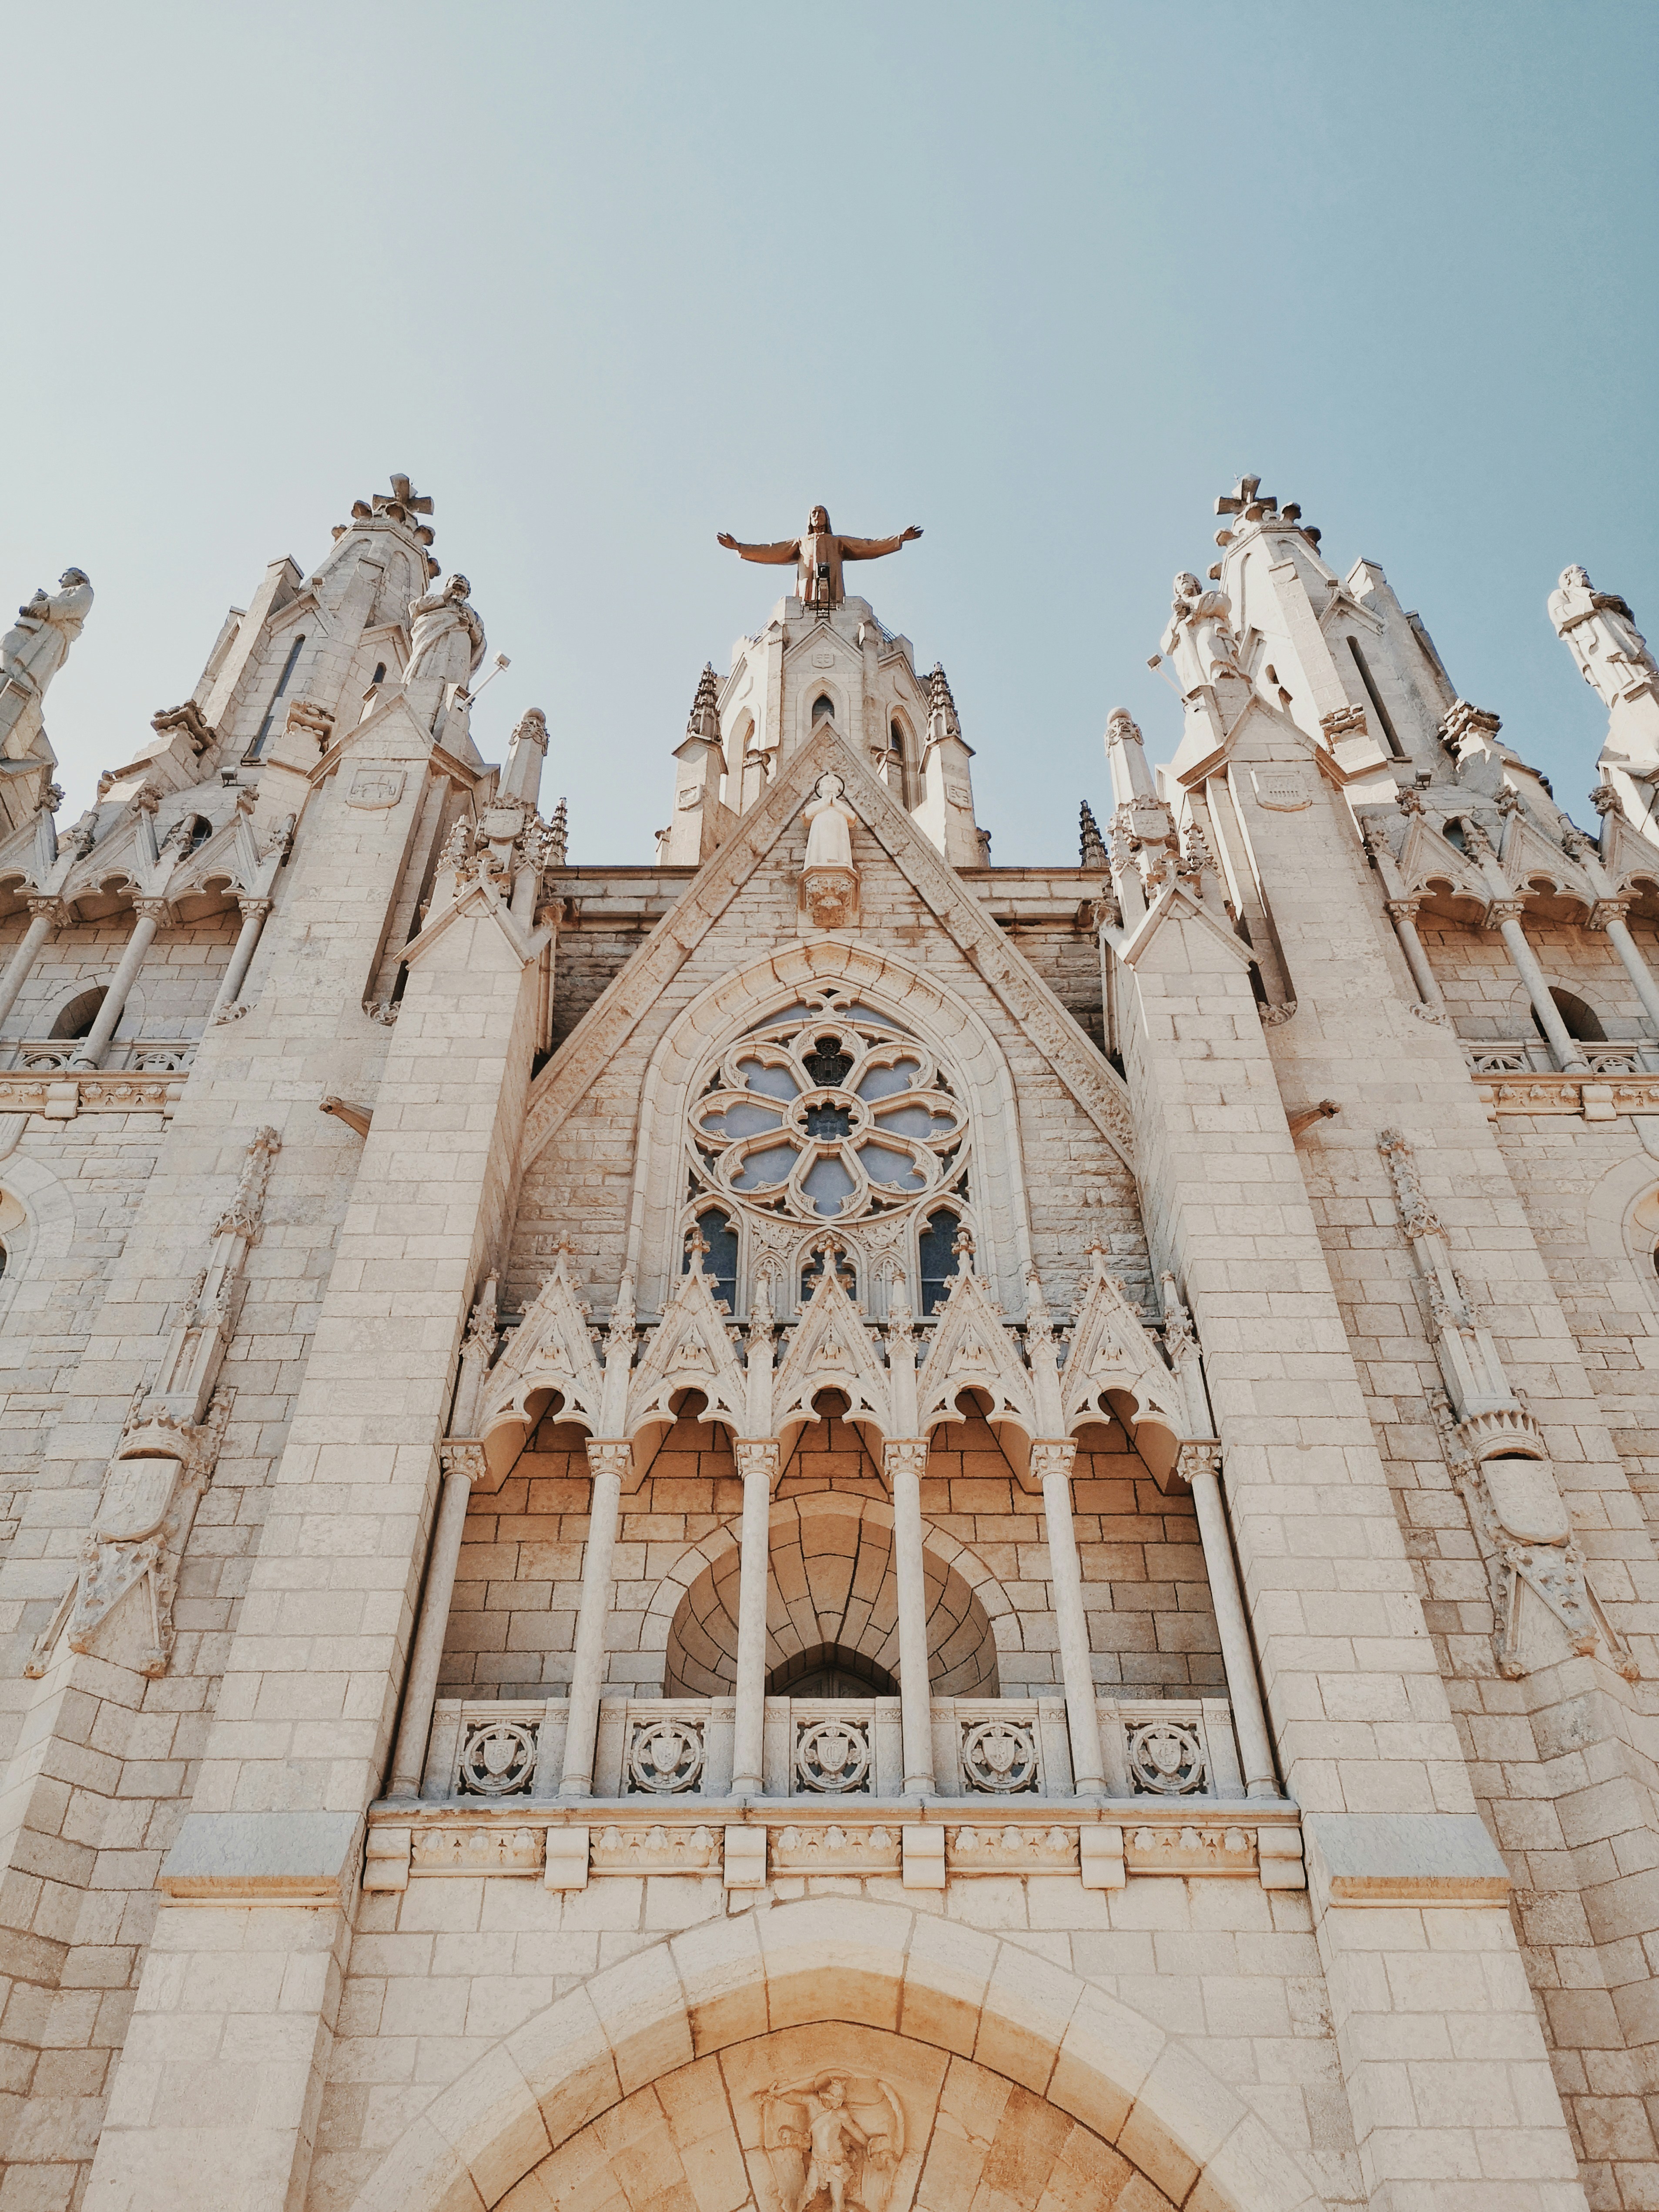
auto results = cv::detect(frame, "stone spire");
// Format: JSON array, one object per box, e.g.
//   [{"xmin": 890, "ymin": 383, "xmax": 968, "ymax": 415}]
[
  {"xmin": 1079, "ymin": 800, "xmax": 1107, "ymax": 869},
  {"xmin": 544, "ymin": 796, "xmax": 568, "ymax": 867},
  {"xmin": 687, "ymin": 664, "xmax": 721, "ymax": 742},
  {"xmin": 500, "ymin": 707, "xmax": 549, "ymax": 809},
  {"xmin": 926, "ymin": 663, "xmax": 960, "ymax": 738}
]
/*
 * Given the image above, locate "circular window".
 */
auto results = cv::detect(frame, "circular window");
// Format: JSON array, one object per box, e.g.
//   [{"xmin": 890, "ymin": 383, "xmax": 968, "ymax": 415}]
[{"xmin": 689, "ymin": 989, "xmax": 966, "ymax": 1235}]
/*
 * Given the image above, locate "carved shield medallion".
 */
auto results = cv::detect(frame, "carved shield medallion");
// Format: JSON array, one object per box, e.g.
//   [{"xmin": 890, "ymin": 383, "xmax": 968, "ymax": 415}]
[
  {"xmin": 1251, "ymin": 764, "xmax": 1313, "ymax": 811},
  {"xmin": 1483, "ymin": 1457, "xmax": 1571, "ymax": 1546},
  {"xmin": 94, "ymin": 1454, "xmax": 181, "ymax": 1543},
  {"xmin": 346, "ymin": 769, "xmax": 406, "ymax": 810}
]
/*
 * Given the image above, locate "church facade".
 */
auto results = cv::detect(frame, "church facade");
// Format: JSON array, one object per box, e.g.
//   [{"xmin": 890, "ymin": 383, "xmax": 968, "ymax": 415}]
[{"xmin": 0, "ymin": 476, "xmax": 1656, "ymax": 2212}]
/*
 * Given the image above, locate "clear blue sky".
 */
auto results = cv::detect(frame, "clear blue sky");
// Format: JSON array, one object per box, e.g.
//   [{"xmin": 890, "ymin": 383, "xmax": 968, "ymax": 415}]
[{"xmin": 4, "ymin": 2, "xmax": 1655, "ymax": 860}]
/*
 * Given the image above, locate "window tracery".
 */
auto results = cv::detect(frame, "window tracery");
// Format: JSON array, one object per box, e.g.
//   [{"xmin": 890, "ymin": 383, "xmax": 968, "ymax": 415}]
[{"xmin": 681, "ymin": 985, "xmax": 973, "ymax": 1314}]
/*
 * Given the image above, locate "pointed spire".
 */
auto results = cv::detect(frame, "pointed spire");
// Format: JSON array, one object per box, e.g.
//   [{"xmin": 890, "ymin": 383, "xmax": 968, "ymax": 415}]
[
  {"xmin": 500, "ymin": 706, "xmax": 548, "ymax": 808},
  {"xmin": 1079, "ymin": 800, "xmax": 1107, "ymax": 868},
  {"xmin": 543, "ymin": 797, "xmax": 568, "ymax": 867},
  {"xmin": 927, "ymin": 663, "xmax": 960, "ymax": 737},
  {"xmin": 687, "ymin": 663, "xmax": 721, "ymax": 742},
  {"xmin": 1105, "ymin": 708, "xmax": 1158, "ymax": 806}
]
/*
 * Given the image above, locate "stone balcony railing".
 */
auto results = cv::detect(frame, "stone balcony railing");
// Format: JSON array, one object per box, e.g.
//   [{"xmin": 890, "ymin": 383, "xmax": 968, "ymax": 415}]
[
  {"xmin": 1461, "ymin": 1033, "xmax": 1659, "ymax": 1077},
  {"xmin": 0, "ymin": 1035, "xmax": 197, "ymax": 1074},
  {"xmin": 420, "ymin": 1693, "xmax": 1245, "ymax": 1805},
  {"xmin": 363, "ymin": 1691, "xmax": 1306, "ymax": 1896}
]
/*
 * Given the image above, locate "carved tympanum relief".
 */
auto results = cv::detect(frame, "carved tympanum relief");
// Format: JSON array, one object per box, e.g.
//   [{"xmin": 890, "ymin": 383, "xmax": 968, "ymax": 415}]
[{"xmin": 761, "ymin": 2071, "xmax": 905, "ymax": 2212}]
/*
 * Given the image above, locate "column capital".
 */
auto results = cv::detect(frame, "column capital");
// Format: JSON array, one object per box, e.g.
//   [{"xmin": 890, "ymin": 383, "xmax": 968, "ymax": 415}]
[
  {"xmin": 235, "ymin": 895, "xmax": 274, "ymax": 921},
  {"xmin": 1029, "ymin": 1438, "xmax": 1078, "ymax": 1480},
  {"xmin": 1484, "ymin": 898, "xmax": 1528, "ymax": 929},
  {"xmin": 1382, "ymin": 897, "xmax": 1421, "ymax": 922},
  {"xmin": 882, "ymin": 1437, "xmax": 929, "ymax": 1479},
  {"xmin": 24, "ymin": 895, "xmax": 69, "ymax": 925},
  {"xmin": 1175, "ymin": 1438, "xmax": 1223, "ymax": 1488},
  {"xmin": 1586, "ymin": 897, "xmax": 1631, "ymax": 929},
  {"xmin": 439, "ymin": 1439, "xmax": 487, "ymax": 1485},
  {"xmin": 584, "ymin": 1437, "xmax": 632, "ymax": 1482},
  {"xmin": 733, "ymin": 1438, "xmax": 779, "ymax": 1485}
]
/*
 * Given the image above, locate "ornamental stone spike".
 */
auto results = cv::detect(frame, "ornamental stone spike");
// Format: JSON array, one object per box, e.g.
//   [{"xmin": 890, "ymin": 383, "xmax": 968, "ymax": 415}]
[
  {"xmin": 1079, "ymin": 799, "xmax": 1107, "ymax": 869},
  {"xmin": 687, "ymin": 663, "xmax": 721, "ymax": 743}
]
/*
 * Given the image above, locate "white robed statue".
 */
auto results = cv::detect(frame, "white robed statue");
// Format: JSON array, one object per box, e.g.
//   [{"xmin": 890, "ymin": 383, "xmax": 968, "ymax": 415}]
[
  {"xmin": 0, "ymin": 569, "xmax": 94, "ymax": 756},
  {"xmin": 405, "ymin": 572, "xmax": 486, "ymax": 689},
  {"xmin": 1548, "ymin": 565, "xmax": 1659, "ymax": 711}
]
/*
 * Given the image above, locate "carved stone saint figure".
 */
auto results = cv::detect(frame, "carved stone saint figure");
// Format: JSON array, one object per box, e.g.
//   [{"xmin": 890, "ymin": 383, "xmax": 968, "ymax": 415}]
[
  {"xmin": 1548, "ymin": 565, "xmax": 1659, "ymax": 709},
  {"xmin": 717, "ymin": 506, "xmax": 922, "ymax": 609},
  {"xmin": 803, "ymin": 770, "xmax": 856, "ymax": 871},
  {"xmin": 761, "ymin": 2073, "xmax": 903, "ymax": 2212},
  {"xmin": 1160, "ymin": 572, "xmax": 1244, "ymax": 692},
  {"xmin": 0, "ymin": 568, "xmax": 94, "ymax": 753},
  {"xmin": 405, "ymin": 572, "xmax": 486, "ymax": 688}
]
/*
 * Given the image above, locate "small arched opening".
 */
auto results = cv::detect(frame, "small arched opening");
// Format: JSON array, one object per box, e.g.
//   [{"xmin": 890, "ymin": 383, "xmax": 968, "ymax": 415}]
[
  {"xmin": 1531, "ymin": 986, "xmax": 1605, "ymax": 1043},
  {"xmin": 48, "ymin": 986, "xmax": 107, "ymax": 1041},
  {"xmin": 811, "ymin": 692, "xmax": 836, "ymax": 724}
]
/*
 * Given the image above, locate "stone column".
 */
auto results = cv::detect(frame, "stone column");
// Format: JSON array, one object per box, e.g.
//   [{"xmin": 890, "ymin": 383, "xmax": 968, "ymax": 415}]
[
  {"xmin": 1031, "ymin": 1441, "xmax": 1106, "ymax": 1797},
  {"xmin": 731, "ymin": 1440, "xmax": 777, "ymax": 1796},
  {"xmin": 1491, "ymin": 903, "xmax": 1590, "ymax": 1070},
  {"xmin": 1597, "ymin": 908, "xmax": 1659, "ymax": 1034},
  {"xmin": 1382, "ymin": 896, "xmax": 1448, "ymax": 1014},
  {"xmin": 0, "ymin": 901, "xmax": 61, "ymax": 1035},
  {"xmin": 883, "ymin": 1439, "xmax": 934, "ymax": 1794},
  {"xmin": 559, "ymin": 1438, "xmax": 630, "ymax": 1798},
  {"xmin": 207, "ymin": 896, "xmax": 272, "ymax": 1022},
  {"xmin": 385, "ymin": 1441, "xmax": 484, "ymax": 1800},
  {"xmin": 1179, "ymin": 1443, "xmax": 1277, "ymax": 1796},
  {"xmin": 69, "ymin": 899, "xmax": 162, "ymax": 1068}
]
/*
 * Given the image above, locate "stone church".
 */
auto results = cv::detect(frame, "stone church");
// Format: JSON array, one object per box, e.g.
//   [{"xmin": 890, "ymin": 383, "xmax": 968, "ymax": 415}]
[{"xmin": 0, "ymin": 473, "xmax": 1655, "ymax": 2212}]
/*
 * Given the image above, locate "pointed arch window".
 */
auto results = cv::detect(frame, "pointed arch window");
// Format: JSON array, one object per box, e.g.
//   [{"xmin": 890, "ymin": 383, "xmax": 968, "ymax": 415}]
[
  {"xmin": 812, "ymin": 694, "xmax": 835, "ymax": 724},
  {"xmin": 684, "ymin": 1207, "xmax": 739, "ymax": 1310},
  {"xmin": 918, "ymin": 1208, "xmax": 961, "ymax": 1316}
]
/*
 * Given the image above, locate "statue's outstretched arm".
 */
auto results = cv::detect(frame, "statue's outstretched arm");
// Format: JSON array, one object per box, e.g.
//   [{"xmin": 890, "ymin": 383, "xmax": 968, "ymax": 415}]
[
  {"xmin": 717, "ymin": 535, "xmax": 801, "ymax": 564},
  {"xmin": 840, "ymin": 528, "xmax": 922, "ymax": 561}
]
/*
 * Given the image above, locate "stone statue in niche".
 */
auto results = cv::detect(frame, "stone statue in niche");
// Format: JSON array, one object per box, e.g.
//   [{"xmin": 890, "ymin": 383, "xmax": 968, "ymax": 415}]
[
  {"xmin": 0, "ymin": 568, "xmax": 94, "ymax": 757},
  {"xmin": 1160, "ymin": 571, "xmax": 1244, "ymax": 691},
  {"xmin": 1548, "ymin": 564, "xmax": 1659, "ymax": 709},
  {"xmin": 405, "ymin": 572, "xmax": 486, "ymax": 688},
  {"xmin": 761, "ymin": 2072, "xmax": 904, "ymax": 2212},
  {"xmin": 717, "ymin": 505, "xmax": 922, "ymax": 610},
  {"xmin": 801, "ymin": 769, "xmax": 860, "ymax": 929}
]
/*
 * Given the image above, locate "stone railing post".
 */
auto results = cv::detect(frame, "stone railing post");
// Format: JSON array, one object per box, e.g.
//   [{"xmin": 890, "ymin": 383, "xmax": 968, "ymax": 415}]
[
  {"xmin": 1031, "ymin": 1440, "xmax": 1106, "ymax": 1798},
  {"xmin": 560, "ymin": 1438, "xmax": 630, "ymax": 1798},
  {"xmin": 1179, "ymin": 1442, "xmax": 1278, "ymax": 1796},
  {"xmin": 882, "ymin": 1438, "xmax": 934, "ymax": 1794},
  {"xmin": 385, "ymin": 1441, "xmax": 485, "ymax": 1799},
  {"xmin": 731, "ymin": 1439, "xmax": 777, "ymax": 1794}
]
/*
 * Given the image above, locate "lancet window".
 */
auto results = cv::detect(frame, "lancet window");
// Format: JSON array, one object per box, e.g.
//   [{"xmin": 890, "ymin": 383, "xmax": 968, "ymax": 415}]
[{"xmin": 681, "ymin": 984, "xmax": 973, "ymax": 1315}]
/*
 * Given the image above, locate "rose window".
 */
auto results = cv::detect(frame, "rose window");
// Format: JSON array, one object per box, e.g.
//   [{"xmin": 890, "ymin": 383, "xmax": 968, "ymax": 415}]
[{"xmin": 689, "ymin": 992, "xmax": 968, "ymax": 1236}]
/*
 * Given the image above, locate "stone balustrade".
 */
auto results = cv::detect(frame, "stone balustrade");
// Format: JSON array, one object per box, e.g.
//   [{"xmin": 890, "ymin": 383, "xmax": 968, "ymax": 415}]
[{"xmin": 417, "ymin": 1690, "xmax": 1248, "ymax": 1807}]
